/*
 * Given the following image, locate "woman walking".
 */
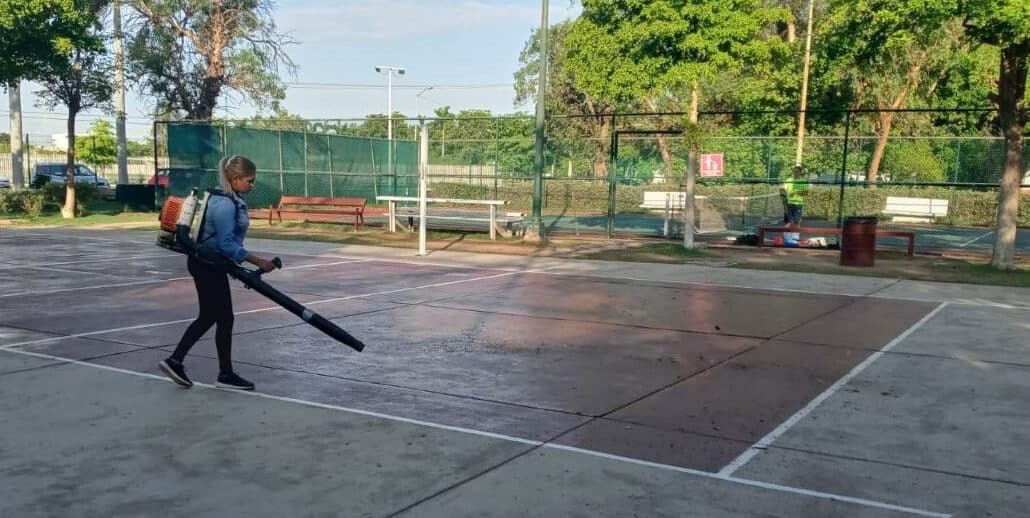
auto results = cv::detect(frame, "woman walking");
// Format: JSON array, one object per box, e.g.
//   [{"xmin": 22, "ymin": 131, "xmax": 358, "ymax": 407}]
[{"xmin": 159, "ymin": 155, "xmax": 276, "ymax": 390}]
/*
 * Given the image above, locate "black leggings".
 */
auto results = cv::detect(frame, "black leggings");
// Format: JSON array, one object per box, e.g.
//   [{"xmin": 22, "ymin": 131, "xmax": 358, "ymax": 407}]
[{"xmin": 170, "ymin": 256, "xmax": 235, "ymax": 373}]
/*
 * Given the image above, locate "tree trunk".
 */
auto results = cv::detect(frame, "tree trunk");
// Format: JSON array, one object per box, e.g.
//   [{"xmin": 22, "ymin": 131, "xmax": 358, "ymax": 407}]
[
  {"xmin": 9, "ymin": 84, "xmax": 24, "ymax": 189},
  {"xmin": 62, "ymin": 111, "xmax": 78, "ymax": 219},
  {"xmin": 991, "ymin": 45, "xmax": 1028, "ymax": 270},
  {"xmin": 593, "ymin": 111, "xmax": 610, "ymax": 178},
  {"xmin": 656, "ymin": 136, "xmax": 674, "ymax": 181},
  {"xmin": 866, "ymin": 110, "xmax": 894, "ymax": 185},
  {"xmin": 683, "ymin": 86, "xmax": 699, "ymax": 249},
  {"xmin": 192, "ymin": 78, "xmax": 220, "ymax": 120},
  {"xmin": 644, "ymin": 98, "xmax": 675, "ymax": 179},
  {"xmin": 867, "ymin": 57, "xmax": 924, "ymax": 185}
]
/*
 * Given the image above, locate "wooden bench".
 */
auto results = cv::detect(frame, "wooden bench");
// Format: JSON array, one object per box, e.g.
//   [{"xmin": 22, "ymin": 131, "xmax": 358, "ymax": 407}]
[
  {"xmin": 883, "ymin": 196, "xmax": 949, "ymax": 223},
  {"xmin": 268, "ymin": 195, "xmax": 366, "ymax": 230},
  {"xmin": 757, "ymin": 225, "xmax": 915, "ymax": 256}
]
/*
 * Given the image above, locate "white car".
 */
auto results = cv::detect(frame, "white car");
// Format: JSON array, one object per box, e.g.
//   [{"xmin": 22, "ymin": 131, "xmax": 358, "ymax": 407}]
[{"xmin": 0, "ymin": 177, "xmax": 10, "ymax": 189}]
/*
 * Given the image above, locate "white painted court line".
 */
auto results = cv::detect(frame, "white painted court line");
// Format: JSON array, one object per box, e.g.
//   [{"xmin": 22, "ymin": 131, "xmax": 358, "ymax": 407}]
[
  {"xmin": 0, "ymin": 346, "xmax": 951, "ymax": 517},
  {"xmin": 0, "ymin": 259, "xmax": 371, "ymax": 299},
  {"xmin": 0, "ymin": 253, "xmax": 175, "ymax": 270},
  {"xmin": 959, "ymin": 230, "xmax": 994, "ymax": 248},
  {"xmin": 0, "ymin": 276, "xmax": 193, "ymax": 299},
  {"xmin": 718, "ymin": 302, "xmax": 950, "ymax": 478},
  {"xmin": 0, "ymin": 265, "xmax": 561, "ymax": 350},
  {"xmin": 13, "ymin": 232, "xmax": 153, "ymax": 245},
  {"xmin": 20, "ymin": 264, "xmax": 130, "ymax": 278},
  {"xmin": 547, "ymin": 444, "xmax": 950, "ymax": 517}
]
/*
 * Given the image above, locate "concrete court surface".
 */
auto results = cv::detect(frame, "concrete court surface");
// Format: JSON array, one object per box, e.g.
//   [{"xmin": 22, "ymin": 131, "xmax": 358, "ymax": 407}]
[{"xmin": 0, "ymin": 228, "xmax": 1027, "ymax": 517}]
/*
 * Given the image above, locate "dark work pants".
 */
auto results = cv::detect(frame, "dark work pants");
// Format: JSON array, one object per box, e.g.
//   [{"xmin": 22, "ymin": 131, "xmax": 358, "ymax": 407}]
[{"xmin": 170, "ymin": 256, "xmax": 235, "ymax": 373}]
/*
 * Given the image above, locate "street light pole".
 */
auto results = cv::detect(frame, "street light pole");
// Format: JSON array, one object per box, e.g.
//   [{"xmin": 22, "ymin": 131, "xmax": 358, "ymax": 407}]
[
  {"xmin": 526, "ymin": 0, "xmax": 549, "ymax": 242},
  {"xmin": 376, "ymin": 66, "xmax": 405, "ymax": 194}
]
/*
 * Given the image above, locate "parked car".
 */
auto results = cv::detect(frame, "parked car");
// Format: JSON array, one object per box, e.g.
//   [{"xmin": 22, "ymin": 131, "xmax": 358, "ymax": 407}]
[
  {"xmin": 147, "ymin": 170, "xmax": 170, "ymax": 188},
  {"xmin": 0, "ymin": 177, "xmax": 10, "ymax": 189},
  {"xmin": 31, "ymin": 162, "xmax": 114, "ymax": 198}
]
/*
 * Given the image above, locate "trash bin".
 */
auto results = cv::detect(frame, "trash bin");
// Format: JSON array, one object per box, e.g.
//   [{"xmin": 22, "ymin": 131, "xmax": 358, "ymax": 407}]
[
  {"xmin": 115, "ymin": 184, "xmax": 156, "ymax": 212},
  {"xmin": 840, "ymin": 216, "xmax": 877, "ymax": 267}
]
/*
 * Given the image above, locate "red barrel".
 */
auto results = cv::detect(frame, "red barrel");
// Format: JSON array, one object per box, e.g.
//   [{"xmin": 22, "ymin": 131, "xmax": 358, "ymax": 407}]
[{"xmin": 840, "ymin": 216, "xmax": 878, "ymax": 267}]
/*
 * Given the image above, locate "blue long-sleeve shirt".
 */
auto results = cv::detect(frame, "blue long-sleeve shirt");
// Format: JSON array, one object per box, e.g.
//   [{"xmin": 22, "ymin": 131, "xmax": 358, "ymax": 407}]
[{"xmin": 199, "ymin": 193, "xmax": 250, "ymax": 263}]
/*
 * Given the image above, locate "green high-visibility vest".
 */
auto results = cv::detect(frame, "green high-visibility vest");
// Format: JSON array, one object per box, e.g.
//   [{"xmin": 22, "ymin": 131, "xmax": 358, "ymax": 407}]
[{"xmin": 782, "ymin": 178, "xmax": 809, "ymax": 206}]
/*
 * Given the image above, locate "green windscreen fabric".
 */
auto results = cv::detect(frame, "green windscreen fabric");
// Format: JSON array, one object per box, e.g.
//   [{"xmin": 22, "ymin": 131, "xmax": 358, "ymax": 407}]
[{"xmin": 163, "ymin": 123, "xmax": 418, "ymax": 207}]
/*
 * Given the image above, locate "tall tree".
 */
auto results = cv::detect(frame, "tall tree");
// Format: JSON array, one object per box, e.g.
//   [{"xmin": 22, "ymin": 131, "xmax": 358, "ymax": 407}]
[
  {"xmin": 34, "ymin": 0, "xmax": 111, "ymax": 218},
  {"xmin": 126, "ymin": 0, "xmax": 294, "ymax": 120},
  {"xmin": 2, "ymin": 0, "xmax": 103, "ymax": 190},
  {"xmin": 0, "ymin": 0, "xmax": 103, "ymax": 84},
  {"xmin": 960, "ymin": 0, "xmax": 1030, "ymax": 269},
  {"xmin": 566, "ymin": 0, "xmax": 790, "ymax": 247},
  {"xmin": 76, "ymin": 119, "xmax": 118, "ymax": 166},
  {"xmin": 822, "ymin": 0, "xmax": 970, "ymax": 184},
  {"xmin": 515, "ymin": 21, "xmax": 615, "ymax": 178}
]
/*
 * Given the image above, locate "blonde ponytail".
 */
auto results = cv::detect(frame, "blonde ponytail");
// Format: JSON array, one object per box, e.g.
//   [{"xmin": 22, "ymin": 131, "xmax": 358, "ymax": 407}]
[{"xmin": 218, "ymin": 155, "xmax": 256, "ymax": 199}]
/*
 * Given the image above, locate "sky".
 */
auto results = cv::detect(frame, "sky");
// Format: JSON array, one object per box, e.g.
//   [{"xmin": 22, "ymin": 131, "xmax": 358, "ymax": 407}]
[{"xmin": 3, "ymin": 0, "xmax": 581, "ymax": 140}]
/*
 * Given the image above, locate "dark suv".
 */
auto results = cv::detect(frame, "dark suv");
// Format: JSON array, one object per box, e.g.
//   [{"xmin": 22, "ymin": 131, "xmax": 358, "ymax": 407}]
[{"xmin": 31, "ymin": 163, "xmax": 114, "ymax": 198}]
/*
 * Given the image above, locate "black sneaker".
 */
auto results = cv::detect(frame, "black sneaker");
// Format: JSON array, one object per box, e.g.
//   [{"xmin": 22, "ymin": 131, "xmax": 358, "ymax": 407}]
[
  {"xmin": 215, "ymin": 372, "xmax": 255, "ymax": 391},
  {"xmin": 159, "ymin": 358, "xmax": 192, "ymax": 388}
]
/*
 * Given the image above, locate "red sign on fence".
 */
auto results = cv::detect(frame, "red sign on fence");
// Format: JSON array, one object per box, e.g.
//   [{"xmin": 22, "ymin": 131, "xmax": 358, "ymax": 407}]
[{"xmin": 700, "ymin": 153, "xmax": 724, "ymax": 177}]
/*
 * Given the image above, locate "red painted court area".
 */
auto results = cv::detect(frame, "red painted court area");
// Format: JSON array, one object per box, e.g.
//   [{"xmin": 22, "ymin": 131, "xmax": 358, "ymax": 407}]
[{"xmin": 0, "ymin": 232, "xmax": 936, "ymax": 474}]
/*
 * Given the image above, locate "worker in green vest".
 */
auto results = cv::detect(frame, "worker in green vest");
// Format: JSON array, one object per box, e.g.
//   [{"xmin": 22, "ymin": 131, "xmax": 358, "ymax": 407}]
[{"xmin": 780, "ymin": 165, "xmax": 809, "ymax": 246}]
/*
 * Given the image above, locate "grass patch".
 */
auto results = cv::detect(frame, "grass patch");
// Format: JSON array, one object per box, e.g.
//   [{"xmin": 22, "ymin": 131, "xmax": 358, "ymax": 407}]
[
  {"xmin": 3, "ymin": 210, "xmax": 158, "ymax": 228},
  {"xmin": 577, "ymin": 243, "xmax": 708, "ymax": 263}
]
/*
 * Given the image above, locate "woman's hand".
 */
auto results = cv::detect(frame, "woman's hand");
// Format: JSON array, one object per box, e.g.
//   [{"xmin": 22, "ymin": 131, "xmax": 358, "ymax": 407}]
[{"xmin": 246, "ymin": 255, "xmax": 277, "ymax": 272}]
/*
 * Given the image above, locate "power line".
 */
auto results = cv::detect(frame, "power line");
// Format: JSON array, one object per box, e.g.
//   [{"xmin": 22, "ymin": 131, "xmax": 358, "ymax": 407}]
[{"xmin": 285, "ymin": 82, "xmax": 513, "ymax": 90}]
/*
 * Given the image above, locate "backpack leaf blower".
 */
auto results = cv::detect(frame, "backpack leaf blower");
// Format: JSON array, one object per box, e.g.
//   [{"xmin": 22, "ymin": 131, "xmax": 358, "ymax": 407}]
[{"xmin": 158, "ymin": 188, "xmax": 366, "ymax": 352}]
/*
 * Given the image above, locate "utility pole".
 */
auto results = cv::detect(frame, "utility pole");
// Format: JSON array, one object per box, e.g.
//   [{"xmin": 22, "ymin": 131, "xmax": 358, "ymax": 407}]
[
  {"xmin": 114, "ymin": 0, "xmax": 128, "ymax": 184},
  {"xmin": 9, "ymin": 84, "xmax": 24, "ymax": 189},
  {"xmin": 526, "ymin": 0, "xmax": 549, "ymax": 242},
  {"xmin": 795, "ymin": 0, "xmax": 816, "ymax": 167}
]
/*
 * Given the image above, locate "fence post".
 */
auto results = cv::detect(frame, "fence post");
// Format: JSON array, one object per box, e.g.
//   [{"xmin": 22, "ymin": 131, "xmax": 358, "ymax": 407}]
[
  {"xmin": 607, "ymin": 115, "xmax": 618, "ymax": 238},
  {"xmin": 327, "ymin": 133, "xmax": 334, "ymax": 197},
  {"xmin": 303, "ymin": 127, "xmax": 309, "ymax": 197},
  {"xmin": 837, "ymin": 110, "xmax": 851, "ymax": 229},
  {"xmin": 418, "ymin": 119, "xmax": 428, "ymax": 256},
  {"xmin": 278, "ymin": 130, "xmax": 284, "ymax": 195},
  {"xmin": 25, "ymin": 134, "xmax": 31, "ymax": 180}
]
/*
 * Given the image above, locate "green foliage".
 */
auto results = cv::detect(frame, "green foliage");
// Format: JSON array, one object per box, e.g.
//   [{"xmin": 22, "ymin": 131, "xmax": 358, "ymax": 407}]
[
  {"xmin": 76, "ymin": 120, "xmax": 117, "ymax": 166},
  {"xmin": 960, "ymin": 0, "xmax": 1030, "ymax": 47},
  {"xmin": 0, "ymin": 189, "xmax": 48, "ymax": 217},
  {"xmin": 0, "ymin": 0, "xmax": 104, "ymax": 84},
  {"xmin": 566, "ymin": 0, "xmax": 792, "ymax": 103},
  {"xmin": 19, "ymin": 189, "xmax": 47, "ymax": 217},
  {"xmin": 881, "ymin": 140, "xmax": 947, "ymax": 182},
  {"xmin": 0, "ymin": 189, "xmax": 18, "ymax": 214},
  {"xmin": 514, "ymin": 21, "xmax": 616, "ymax": 177},
  {"xmin": 126, "ymin": 138, "xmax": 154, "ymax": 156}
]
